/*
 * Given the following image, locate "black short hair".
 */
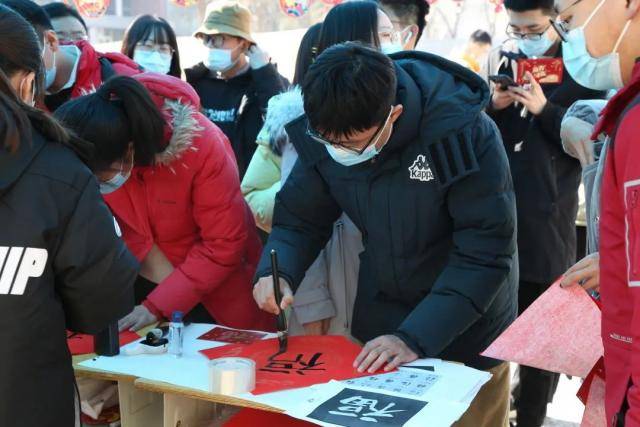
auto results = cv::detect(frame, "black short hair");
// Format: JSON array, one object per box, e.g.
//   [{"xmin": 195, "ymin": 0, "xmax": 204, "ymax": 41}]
[
  {"xmin": 302, "ymin": 42, "xmax": 396, "ymax": 140},
  {"xmin": 504, "ymin": 0, "xmax": 555, "ymax": 14},
  {"xmin": 377, "ymin": 0, "xmax": 429, "ymax": 41},
  {"xmin": 470, "ymin": 29, "xmax": 492, "ymax": 45},
  {"xmin": 42, "ymin": 2, "xmax": 87, "ymax": 31},
  {"xmin": 121, "ymin": 15, "xmax": 182, "ymax": 78},
  {"xmin": 316, "ymin": 1, "xmax": 382, "ymax": 55},
  {"xmin": 0, "ymin": 0, "xmax": 53, "ymax": 38}
]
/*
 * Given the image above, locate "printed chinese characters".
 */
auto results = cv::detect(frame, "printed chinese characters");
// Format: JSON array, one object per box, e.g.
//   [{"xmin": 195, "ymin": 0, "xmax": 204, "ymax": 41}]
[{"xmin": 328, "ymin": 396, "xmax": 405, "ymax": 423}]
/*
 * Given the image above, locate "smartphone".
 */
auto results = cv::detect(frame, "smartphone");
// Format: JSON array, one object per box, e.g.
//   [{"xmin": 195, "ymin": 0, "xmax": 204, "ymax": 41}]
[{"xmin": 488, "ymin": 74, "xmax": 519, "ymax": 90}]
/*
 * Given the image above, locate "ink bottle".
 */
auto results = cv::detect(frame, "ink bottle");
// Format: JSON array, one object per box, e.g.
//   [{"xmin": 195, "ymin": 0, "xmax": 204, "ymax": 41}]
[{"xmin": 168, "ymin": 311, "xmax": 184, "ymax": 357}]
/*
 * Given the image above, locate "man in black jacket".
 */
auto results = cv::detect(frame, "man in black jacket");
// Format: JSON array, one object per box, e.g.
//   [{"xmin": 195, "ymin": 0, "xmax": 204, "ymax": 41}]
[
  {"xmin": 253, "ymin": 42, "xmax": 518, "ymax": 426},
  {"xmin": 485, "ymin": 0, "xmax": 607, "ymax": 425},
  {"xmin": 186, "ymin": 1, "xmax": 287, "ymax": 179}
]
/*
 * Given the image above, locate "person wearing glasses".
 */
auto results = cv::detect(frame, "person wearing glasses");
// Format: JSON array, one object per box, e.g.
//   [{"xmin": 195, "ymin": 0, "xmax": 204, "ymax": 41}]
[
  {"xmin": 186, "ymin": 1, "xmax": 287, "ymax": 180},
  {"xmin": 42, "ymin": 2, "xmax": 88, "ymax": 43},
  {"xmin": 550, "ymin": 0, "xmax": 640, "ymax": 424},
  {"xmin": 121, "ymin": 15, "xmax": 182, "ymax": 78},
  {"xmin": 0, "ymin": 0, "xmax": 141, "ymax": 112},
  {"xmin": 253, "ymin": 41, "xmax": 519, "ymax": 427},
  {"xmin": 484, "ymin": 0, "xmax": 606, "ymax": 425}
]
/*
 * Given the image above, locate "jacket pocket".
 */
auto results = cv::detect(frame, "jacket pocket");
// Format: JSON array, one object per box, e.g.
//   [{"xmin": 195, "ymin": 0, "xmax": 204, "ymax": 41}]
[{"xmin": 625, "ymin": 181, "xmax": 640, "ymax": 285}]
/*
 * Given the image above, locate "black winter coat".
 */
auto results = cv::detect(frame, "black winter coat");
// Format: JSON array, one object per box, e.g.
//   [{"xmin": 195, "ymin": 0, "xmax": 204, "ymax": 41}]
[
  {"xmin": 486, "ymin": 46, "xmax": 607, "ymax": 284},
  {"xmin": 257, "ymin": 51, "xmax": 518, "ymax": 370},
  {"xmin": 0, "ymin": 131, "xmax": 137, "ymax": 427},
  {"xmin": 186, "ymin": 63, "xmax": 288, "ymax": 179}
]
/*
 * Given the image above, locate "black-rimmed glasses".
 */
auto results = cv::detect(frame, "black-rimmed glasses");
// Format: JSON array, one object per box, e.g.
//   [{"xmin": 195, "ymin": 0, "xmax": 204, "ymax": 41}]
[
  {"xmin": 306, "ymin": 107, "xmax": 393, "ymax": 155},
  {"xmin": 506, "ymin": 23, "xmax": 553, "ymax": 41}
]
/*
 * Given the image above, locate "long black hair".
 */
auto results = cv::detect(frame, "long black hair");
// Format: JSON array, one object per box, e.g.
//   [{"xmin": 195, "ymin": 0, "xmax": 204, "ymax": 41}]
[
  {"xmin": 54, "ymin": 76, "xmax": 165, "ymax": 172},
  {"xmin": 0, "ymin": 5, "xmax": 72, "ymax": 154},
  {"xmin": 293, "ymin": 22, "xmax": 322, "ymax": 86},
  {"xmin": 316, "ymin": 1, "xmax": 382, "ymax": 55},
  {"xmin": 121, "ymin": 15, "xmax": 181, "ymax": 78}
]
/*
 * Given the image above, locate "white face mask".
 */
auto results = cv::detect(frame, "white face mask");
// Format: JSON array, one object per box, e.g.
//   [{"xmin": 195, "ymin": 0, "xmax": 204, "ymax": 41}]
[
  {"xmin": 99, "ymin": 156, "xmax": 133, "ymax": 195},
  {"xmin": 562, "ymin": 0, "xmax": 631, "ymax": 91},
  {"xmin": 518, "ymin": 34, "xmax": 555, "ymax": 58},
  {"xmin": 134, "ymin": 50, "xmax": 172, "ymax": 75},
  {"xmin": 204, "ymin": 47, "xmax": 239, "ymax": 72}
]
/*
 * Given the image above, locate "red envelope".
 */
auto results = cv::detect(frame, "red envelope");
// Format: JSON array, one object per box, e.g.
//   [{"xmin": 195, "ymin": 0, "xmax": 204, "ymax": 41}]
[
  {"xmin": 200, "ymin": 335, "xmax": 379, "ymax": 394},
  {"xmin": 481, "ymin": 281, "xmax": 603, "ymax": 378},
  {"xmin": 67, "ymin": 330, "xmax": 141, "ymax": 355},
  {"xmin": 223, "ymin": 408, "xmax": 316, "ymax": 426},
  {"xmin": 517, "ymin": 58, "xmax": 564, "ymax": 85},
  {"xmin": 198, "ymin": 327, "xmax": 267, "ymax": 344}
]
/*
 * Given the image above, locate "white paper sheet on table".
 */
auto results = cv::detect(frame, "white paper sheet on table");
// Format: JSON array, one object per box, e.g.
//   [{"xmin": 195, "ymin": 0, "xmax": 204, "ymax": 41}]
[
  {"xmin": 79, "ymin": 324, "xmax": 275, "ymax": 393},
  {"xmin": 285, "ymin": 381, "xmax": 469, "ymax": 427}
]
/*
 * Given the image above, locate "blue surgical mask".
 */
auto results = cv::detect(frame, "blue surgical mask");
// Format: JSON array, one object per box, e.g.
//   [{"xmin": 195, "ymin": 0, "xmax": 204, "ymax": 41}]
[
  {"xmin": 326, "ymin": 143, "xmax": 381, "ymax": 167},
  {"xmin": 381, "ymin": 43, "xmax": 403, "ymax": 55},
  {"xmin": 204, "ymin": 47, "xmax": 238, "ymax": 72},
  {"xmin": 44, "ymin": 49, "xmax": 56, "ymax": 90},
  {"xmin": 518, "ymin": 35, "xmax": 554, "ymax": 58},
  {"xmin": 99, "ymin": 158, "xmax": 132, "ymax": 195},
  {"xmin": 562, "ymin": 0, "xmax": 630, "ymax": 91},
  {"xmin": 134, "ymin": 50, "xmax": 172, "ymax": 74}
]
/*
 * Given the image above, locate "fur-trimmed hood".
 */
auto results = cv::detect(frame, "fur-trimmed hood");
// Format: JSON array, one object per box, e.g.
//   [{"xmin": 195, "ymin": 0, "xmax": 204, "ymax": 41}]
[
  {"xmin": 256, "ymin": 86, "xmax": 304, "ymax": 157},
  {"xmin": 133, "ymin": 73, "xmax": 203, "ymax": 168}
]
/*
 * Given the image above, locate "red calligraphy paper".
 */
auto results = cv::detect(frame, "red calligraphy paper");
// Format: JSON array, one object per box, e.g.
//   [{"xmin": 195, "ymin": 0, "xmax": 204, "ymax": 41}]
[
  {"xmin": 223, "ymin": 408, "xmax": 316, "ymax": 426},
  {"xmin": 200, "ymin": 335, "xmax": 379, "ymax": 394},
  {"xmin": 67, "ymin": 330, "xmax": 140, "ymax": 355},
  {"xmin": 482, "ymin": 281, "xmax": 603, "ymax": 378},
  {"xmin": 197, "ymin": 327, "xmax": 267, "ymax": 344}
]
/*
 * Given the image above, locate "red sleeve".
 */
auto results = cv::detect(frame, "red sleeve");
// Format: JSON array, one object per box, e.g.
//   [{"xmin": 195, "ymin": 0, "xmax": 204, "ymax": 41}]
[
  {"xmin": 145, "ymin": 116, "xmax": 250, "ymax": 317},
  {"xmin": 615, "ymin": 105, "xmax": 640, "ymax": 424}
]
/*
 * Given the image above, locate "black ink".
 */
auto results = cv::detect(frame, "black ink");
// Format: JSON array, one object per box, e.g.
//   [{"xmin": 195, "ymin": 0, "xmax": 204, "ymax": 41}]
[{"xmin": 260, "ymin": 352, "xmax": 326, "ymax": 375}]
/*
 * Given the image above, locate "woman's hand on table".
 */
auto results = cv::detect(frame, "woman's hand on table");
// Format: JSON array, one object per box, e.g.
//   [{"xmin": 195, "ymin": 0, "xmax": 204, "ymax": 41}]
[
  {"xmin": 119, "ymin": 305, "xmax": 158, "ymax": 332},
  {"xmin": 354, "ymin": 334, "xmax": 418, "ymax": 374}
]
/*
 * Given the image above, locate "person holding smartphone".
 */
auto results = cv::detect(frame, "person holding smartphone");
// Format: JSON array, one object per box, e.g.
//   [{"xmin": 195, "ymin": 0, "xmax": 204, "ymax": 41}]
[
  {"xmin": 484, "ymin": 0, "xmax": 607, "ymax": 426},
  {"xmin": 186, "ymin": 1, "xmax": 288, "ymax": 180}
]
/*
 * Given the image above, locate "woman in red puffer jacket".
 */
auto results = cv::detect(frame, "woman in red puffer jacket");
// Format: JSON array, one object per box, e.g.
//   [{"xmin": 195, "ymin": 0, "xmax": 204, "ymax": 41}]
[{"xmin": 55, "ymin": 73, "xmax": 273, "ymax": 332}]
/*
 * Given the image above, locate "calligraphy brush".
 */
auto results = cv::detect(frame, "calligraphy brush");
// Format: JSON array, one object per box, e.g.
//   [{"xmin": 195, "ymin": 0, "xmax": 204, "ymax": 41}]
[{"xmin": 270, "ymin": 249, "xmax": 288, "ymax": 357}]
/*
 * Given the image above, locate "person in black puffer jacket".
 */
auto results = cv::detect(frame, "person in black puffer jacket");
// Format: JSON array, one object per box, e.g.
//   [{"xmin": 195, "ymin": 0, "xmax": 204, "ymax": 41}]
[
  {"xmin": 0, "ymin": 6, "xmax": 137, "ymax": 427},
  {"xmin": 253, "ymin": 42, "xmax": 518, "ymax": 427}
]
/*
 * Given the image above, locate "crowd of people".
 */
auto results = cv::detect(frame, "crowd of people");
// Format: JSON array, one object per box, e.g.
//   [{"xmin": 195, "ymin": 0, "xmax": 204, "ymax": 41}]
[{"xmin": 1, "ymin": 0, "xmax": 639, "ymax": 426}]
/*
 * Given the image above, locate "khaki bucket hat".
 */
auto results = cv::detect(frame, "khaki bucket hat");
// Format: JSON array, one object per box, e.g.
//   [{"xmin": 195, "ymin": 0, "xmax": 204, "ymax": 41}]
[{"xmin": 194, "ymin": 1, "xmax": 255, "ymax": 44}]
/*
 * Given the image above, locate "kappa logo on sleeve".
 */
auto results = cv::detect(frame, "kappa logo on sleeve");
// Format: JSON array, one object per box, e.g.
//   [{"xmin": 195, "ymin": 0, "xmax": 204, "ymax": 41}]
[
  {"xmin": 0, "ymin": 247, "xmax": 48, "ymax": 295},
  {"xmin": 408, "ymin": 155, "xmax": 435, "ymax": 182}
]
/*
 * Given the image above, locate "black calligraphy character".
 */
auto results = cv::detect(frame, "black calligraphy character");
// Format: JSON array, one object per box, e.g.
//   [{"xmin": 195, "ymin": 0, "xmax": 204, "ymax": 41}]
[{"xmin": 260, "ymin": 352, "xmax": 326, "ymax": 375}]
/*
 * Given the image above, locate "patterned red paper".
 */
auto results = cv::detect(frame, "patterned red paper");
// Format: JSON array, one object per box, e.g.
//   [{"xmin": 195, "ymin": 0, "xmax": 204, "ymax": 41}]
[
  {"xmin": 197, "ymin": 327, "xmax": 267, "ymax": 344},
  {"xmin": 580, "ymin": 375, "xmax": 606, "ymax": 427},
  {"xmin": 200, "ymin": 335, "xmax": 378, "ymax": 394},
  {"xmin": 67, "ymin": 330, "xmax": 140, "ymax": 355},
  {"xmin": 482, "ymin": 281, "xmax": 603, "ymax": 378}
]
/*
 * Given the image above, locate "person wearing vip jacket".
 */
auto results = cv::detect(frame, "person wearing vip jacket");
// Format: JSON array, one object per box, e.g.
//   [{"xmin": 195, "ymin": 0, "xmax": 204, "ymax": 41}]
[
  {"xmin": 0, "ymin": 6, "xmax": 137, "ymax": 427},
  {"xmin": 55, "ymin": 73, "xmax": 273, "ymax": 333},
  {"xmin": 253, "ymin": 42, "xmax": 518, "ymax": 427}
]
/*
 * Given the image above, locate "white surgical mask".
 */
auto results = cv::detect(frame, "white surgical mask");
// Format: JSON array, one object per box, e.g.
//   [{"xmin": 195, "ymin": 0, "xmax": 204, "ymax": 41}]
[
  {"xmin": 562, "ymin": 0, "xmax": 631, "ymax": 91},
  {"xmin": 134, "ymin": 50, "xmax": 172, "ymax": 75},
  {"xmin": 204, "ymin": 47, "xmax": 238, "ymax": 72},
  {"xmin": 381, "ymin": 43, "xmax": 403, "ymax": 55},
  {"xmin": 518, "ymin": 35, "xmax": 554, "ymax": 58},
  {"xmin": 100, "ymin": 157, "xmax": 132, "ymax": 195}
]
